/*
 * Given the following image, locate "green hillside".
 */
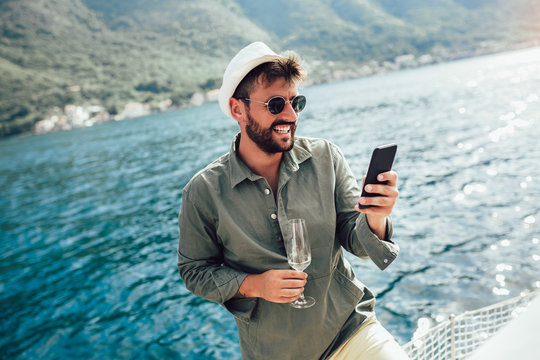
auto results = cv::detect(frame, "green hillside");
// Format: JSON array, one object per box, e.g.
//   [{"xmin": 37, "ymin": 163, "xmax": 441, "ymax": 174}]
[{"xmin": 1, "ymin": 0, "xmax": 539, "ymax": 137}]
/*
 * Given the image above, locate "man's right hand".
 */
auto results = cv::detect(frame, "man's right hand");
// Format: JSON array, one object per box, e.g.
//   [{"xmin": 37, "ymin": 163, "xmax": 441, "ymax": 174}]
[{"xmin": 237, "ymin": 270, "xmax": 307, "ymax": 303}]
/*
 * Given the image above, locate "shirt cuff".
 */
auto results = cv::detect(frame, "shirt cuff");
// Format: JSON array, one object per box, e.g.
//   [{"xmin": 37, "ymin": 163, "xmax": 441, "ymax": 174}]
[
  {"xmin": 213, "ymin": 269, "xmax": 250, "ymax": 304},
  {"xmin": 354, "ymin": 214, "xmax": 399, "ymax": 270}
]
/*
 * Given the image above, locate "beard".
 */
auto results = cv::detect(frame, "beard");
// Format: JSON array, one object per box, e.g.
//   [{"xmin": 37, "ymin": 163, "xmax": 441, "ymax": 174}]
[{"xmin": 245, "ymin": 111, "xmax": 296, "ymax": 154}]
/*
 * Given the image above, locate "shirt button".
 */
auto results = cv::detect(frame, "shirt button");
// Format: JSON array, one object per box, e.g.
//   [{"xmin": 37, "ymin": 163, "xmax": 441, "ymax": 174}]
[
  {"xmin": 264, "ymin": 189, "xmax": 271, "ymax": 195},
  {"xmin": 271, "ymin": 213, "xmax": 277, "ymax": 220},
  {"xmin": 383, "ymin": 259, "xmax": 388, "ymax": 264}
]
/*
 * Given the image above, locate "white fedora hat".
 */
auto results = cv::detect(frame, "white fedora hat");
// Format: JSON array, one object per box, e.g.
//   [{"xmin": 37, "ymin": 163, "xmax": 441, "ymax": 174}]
[{"xmin": 219, "ymin": 42, "xmax": 282, "ymax": 118}]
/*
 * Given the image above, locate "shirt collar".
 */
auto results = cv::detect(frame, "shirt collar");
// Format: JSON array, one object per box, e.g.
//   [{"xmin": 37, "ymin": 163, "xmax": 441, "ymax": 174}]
[{"xmin": 229, "ymin": 133, "xmax": 312, "ymax": 188}]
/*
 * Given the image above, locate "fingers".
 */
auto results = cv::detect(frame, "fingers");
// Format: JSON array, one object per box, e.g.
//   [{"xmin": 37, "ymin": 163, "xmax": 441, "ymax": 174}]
[
  {"xmin": 358, "ymin": 170, "xmax": 399, "ymax": 213},
  {"xmin": 258, "ymin": 270, "xmax": 308, "ymax": 303},
  {"xmin": 279, "ymin": 287, "xmax": 305, "ymax": 302},
  {"xmin": 359, "ymin": 185, "xmax": 398, "ymax": 206},
  {"xmin": 358, "ymin": 197, "xmax": 395, "ymax": 209},
  {"xmin": 281, "ymin": 270, "xmax": 308, "ymax": 280},
  {"xmin": 363, "ymin": 183, "xmax": 399, "ymax": 198},
  {"xmin": 377, "ymin": 170, "xmax": 397, "ymax": 186},
  {"xmin": 277, "ymin": 271, "xmax": 307, "ymax": 302},
  {"xmin": 273, "ymin": 285, "xmax": 305, "ymax": 303},
  {"xmin": 355, "ymin": 203, "xmax": 392, "ymax": 217}
]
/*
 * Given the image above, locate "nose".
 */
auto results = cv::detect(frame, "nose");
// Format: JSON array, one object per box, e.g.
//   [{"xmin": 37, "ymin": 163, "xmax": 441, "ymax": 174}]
[{"xmin": 280, "ymin": 100, "xmax": 298, "ymax": 121}]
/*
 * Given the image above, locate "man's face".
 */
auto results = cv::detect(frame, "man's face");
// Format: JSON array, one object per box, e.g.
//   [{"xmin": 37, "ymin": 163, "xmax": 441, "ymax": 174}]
[{"xmin": 243, "ymin": 78, "xmax": 299, "ymax": 154}]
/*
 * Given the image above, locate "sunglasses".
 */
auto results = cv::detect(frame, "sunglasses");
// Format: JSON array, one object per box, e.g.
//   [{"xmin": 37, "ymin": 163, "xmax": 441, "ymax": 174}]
[{"xmin": 242, "ymin": 95, "xmax": 307, "ymax": 115}]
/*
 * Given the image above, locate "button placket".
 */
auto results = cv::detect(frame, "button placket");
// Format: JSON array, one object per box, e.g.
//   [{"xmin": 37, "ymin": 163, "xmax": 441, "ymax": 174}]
[
  {"xmin": 259, "ymin": 180, "xmax": 280, "ymax": 243},
  {"xmin": 262, "ymin": 187, "xmax": 277, "ymax": 220}
]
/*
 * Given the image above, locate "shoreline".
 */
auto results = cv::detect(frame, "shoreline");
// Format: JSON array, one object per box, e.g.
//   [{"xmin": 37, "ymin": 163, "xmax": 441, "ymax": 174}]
[{"xmin": 3, "ymin": 42, "xmax": 539, "ymax": 141}]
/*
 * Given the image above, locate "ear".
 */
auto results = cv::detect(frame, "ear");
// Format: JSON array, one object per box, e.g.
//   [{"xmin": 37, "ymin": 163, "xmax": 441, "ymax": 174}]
[{"xmin": 229, "ymin": 97, "xmax": 245, "ymax": 124}]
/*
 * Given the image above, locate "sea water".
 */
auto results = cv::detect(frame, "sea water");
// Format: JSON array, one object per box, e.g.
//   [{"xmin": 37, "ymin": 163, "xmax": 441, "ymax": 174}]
[{"xmin": 1, "ymin": 47, "xmax": 539, "ymax": 359}]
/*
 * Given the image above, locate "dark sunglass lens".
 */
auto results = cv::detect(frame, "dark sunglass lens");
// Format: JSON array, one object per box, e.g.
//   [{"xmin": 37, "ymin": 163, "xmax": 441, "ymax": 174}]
[
  {"xmin": 267, "ymin": 97, "xmax": 286, "ymax": 115},
  {"xmin": 292, "ymin": 95, "xmax": 307, "ymax": 113}
]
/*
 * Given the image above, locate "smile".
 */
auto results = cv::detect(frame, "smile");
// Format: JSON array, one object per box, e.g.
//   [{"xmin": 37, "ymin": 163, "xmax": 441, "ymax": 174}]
[{"xmin": 273, "ymin": 125, "xmax": 291, "ymax": 134}]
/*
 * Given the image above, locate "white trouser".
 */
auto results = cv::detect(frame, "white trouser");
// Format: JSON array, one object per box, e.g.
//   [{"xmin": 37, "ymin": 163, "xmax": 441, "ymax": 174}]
[{"xmin": 328, "ymin": 318, "xmax": 411, "ymax": 360}]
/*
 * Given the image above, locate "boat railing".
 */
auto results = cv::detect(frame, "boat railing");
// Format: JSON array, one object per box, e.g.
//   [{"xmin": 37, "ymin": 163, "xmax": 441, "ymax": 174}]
[{"xmin": 402, "ymin": 288, "xmax": 540, "ymax": 360}]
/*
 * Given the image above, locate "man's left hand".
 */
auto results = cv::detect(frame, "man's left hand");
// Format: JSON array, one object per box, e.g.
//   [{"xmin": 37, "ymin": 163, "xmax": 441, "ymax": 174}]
[{"xmin": 355, "ymin": 170, "xmax": 399, "ymax": 239}]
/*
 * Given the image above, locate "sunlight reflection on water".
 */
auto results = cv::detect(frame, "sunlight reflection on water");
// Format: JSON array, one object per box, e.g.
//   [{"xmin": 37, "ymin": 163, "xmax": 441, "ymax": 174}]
[{"xmin": 1, "ymin": 47, "xmax": 539, "ymax": 359}]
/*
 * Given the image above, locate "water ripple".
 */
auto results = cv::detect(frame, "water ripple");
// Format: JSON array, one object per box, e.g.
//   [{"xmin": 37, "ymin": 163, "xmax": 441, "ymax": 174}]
[{"xmin": 2, "ymin": 47, "xmax": 540, "ymax": 358}]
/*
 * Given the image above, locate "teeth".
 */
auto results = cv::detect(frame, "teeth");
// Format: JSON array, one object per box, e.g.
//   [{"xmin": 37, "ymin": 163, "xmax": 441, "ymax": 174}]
[{"xmin": 274, "ymin": 125, "xmax": 291, "ymax": 134}]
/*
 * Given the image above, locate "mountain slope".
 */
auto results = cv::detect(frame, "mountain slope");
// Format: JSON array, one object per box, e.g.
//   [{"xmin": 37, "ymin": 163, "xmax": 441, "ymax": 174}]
[{"xmin": 1, "ymin": 0, "xmax": 539, "ymax": 136}]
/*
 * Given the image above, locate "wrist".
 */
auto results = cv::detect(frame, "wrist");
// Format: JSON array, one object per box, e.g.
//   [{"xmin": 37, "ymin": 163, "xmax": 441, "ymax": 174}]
[
  {"xmin": 237, "ymin": 274, "xmax": 260, "ymax": 298},
  {"xmin": 366, "ymin": 214, "xmax": 387, "ymax": 239}
]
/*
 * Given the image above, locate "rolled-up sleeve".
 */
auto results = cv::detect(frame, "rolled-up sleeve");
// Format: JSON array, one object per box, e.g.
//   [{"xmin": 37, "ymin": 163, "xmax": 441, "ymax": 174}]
[
  {"xmin": 331, "ymin": 143, "xmax": 399, "ymax": 270},
  {"xmin": 353, "ymin": 214, "xmax": 399, "ymax": 270},
  {"xmin": 177, "ymin": 186, "xmax": 248, "ymax": 304}
]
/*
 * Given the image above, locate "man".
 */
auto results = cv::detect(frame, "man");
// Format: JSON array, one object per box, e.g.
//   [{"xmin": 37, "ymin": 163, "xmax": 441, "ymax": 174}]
[{"xmin": 177, "ymin": 42, "xmax": 409, "ymax": 360}]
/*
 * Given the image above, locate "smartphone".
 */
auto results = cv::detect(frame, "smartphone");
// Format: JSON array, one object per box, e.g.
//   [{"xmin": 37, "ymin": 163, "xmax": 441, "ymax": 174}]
[{"xmin": 358, "ymin": 144, "xmax": 397, "ymax": 209}]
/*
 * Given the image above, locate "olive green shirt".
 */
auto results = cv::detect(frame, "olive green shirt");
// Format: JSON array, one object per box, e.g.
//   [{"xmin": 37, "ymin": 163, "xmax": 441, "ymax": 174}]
[{"xmin": 177, "ymin": 135, "xmax": 399, "ymax": 360}]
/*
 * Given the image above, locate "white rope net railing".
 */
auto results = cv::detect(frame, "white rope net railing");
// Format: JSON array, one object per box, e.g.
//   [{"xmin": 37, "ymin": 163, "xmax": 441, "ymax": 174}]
[{"xmin": 402, "ymin": 289, "xmax": 540, "ymax": 360}]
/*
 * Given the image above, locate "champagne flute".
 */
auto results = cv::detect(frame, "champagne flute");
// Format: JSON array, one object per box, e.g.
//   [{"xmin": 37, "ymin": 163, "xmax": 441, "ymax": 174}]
[{"xmin": 285, "ymin": 218, "xmax": 316, "ymax": 309}]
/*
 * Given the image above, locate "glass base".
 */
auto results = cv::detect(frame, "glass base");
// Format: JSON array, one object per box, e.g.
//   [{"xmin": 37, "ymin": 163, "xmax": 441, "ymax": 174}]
[{"xmin": 290, "ymin": 296, "xmax": 316, "ymax": 309}]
